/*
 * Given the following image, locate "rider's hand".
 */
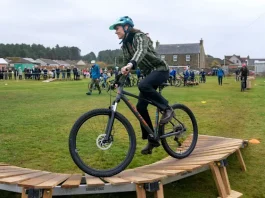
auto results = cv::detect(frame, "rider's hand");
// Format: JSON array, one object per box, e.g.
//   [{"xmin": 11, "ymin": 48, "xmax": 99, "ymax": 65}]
[{"xmin": 121, "ymin": 63, "xmax": 133, "ymax": 75}]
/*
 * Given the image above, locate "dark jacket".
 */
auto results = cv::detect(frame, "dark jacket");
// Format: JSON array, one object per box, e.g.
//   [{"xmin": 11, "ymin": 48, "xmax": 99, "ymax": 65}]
[{"xmin": 121, "ymin": 31, "xmax": 168, "ymax": 75}]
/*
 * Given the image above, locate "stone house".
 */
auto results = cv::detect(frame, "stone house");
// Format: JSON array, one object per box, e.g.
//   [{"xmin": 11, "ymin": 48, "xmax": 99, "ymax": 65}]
[{"xmin": 155, "ymin": 39, "xmax": 206, "ymax": 69}]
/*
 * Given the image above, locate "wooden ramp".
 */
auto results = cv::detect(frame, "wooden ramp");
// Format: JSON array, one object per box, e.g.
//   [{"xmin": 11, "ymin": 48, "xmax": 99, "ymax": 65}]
[{"xmin": 0, "ymin": 135, "xmax": 248, "ymax": 198}]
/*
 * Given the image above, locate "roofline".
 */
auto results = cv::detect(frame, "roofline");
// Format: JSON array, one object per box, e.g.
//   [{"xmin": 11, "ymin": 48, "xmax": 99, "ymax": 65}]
[{"xmin": 158, "ymin": 43, "xmax": 200, "ymax": 45}]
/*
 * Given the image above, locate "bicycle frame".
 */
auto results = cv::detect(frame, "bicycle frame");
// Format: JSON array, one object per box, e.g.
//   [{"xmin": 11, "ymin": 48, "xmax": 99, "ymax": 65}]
[{"xmin": 104, "ymin": 84, "xmax": 163, "ymax": 142}]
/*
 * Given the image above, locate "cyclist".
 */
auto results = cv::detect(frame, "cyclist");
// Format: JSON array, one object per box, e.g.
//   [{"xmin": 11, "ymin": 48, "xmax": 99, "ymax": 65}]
[
  {"xmin": 239, "ymin": 63, "xmax": 249, "ymax": 89},
  {"xmin": 109, "ymin": 16, "xmax": 174, "ymax": 154}
]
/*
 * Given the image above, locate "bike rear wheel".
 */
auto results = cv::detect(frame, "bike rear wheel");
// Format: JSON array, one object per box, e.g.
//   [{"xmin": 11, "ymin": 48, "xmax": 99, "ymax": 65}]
[
  {"xmin": 159, "ymin": 104, "xmax": 198, "ymax": 159},
  {"xmin": 69, "ymin": 109, "xmax": 136, "ymax": 177},
  {"xmin": 174, "ymin": 79, "xmax": 182, "ymax": 87}
]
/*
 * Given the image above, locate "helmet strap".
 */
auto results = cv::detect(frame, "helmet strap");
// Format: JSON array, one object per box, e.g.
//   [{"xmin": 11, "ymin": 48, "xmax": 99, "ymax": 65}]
[{"xmin": 119, "ymin": 26, "xmax": 132, "ymax": 44}]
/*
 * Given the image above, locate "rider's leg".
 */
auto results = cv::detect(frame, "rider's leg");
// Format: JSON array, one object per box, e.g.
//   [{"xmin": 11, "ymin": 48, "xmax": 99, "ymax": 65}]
[
  {"xmin": 136, "ymin": 94, "xmax": 160, "ymax": 155},
  {"xmin": 138, "ymin": 71, "xmax": 174, "ymax": 124}
]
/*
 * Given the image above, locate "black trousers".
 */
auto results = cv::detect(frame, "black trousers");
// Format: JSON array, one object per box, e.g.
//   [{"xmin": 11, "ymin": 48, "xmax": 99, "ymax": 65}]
[
  {"xmin": 136, "ymin": 70, "xmax": 169, "ymax": 140},
  {"xmin": 218, "ymin": 76, "xmax": 223, "ymax": 85}
]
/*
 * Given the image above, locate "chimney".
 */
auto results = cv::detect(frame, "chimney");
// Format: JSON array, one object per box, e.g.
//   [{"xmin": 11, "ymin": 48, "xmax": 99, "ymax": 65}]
[
  {"xmin": 156, "ymin": 40, "xmax": 160, "ymax": 49},
  {"xmin": 200, "ymin": 38, "xmax": 203, "ymax": 46}
]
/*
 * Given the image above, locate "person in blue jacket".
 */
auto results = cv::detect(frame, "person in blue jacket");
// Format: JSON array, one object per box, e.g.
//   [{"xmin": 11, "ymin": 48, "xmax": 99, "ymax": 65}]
[
  {"xmin": 217, "ymin": 67, "xmax": 225, "ymax": 86},
  {"xmin": 183, "ymin": 66, "xmax": 190, "ymax": 86},
  {"xmin": 86, "ymin": 60, "xmax": 101, "ymax": 95},
  {"xmin": 189, "ymin": 69, "xmax": 195, "ymax": 82}
]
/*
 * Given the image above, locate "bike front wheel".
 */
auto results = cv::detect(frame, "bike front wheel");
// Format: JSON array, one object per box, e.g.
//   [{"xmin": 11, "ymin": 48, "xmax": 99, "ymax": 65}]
[
  {"xmin": 69, "ymin": 109, "xmax": 136, "ymax": 177},
  {"xmin": 159, "ymin": 104, "xmax": 198, "ymax": 159}
]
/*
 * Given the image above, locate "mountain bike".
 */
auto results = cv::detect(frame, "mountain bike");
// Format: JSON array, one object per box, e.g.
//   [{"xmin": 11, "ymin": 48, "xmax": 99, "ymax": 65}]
[{"xmin": 69, "ymin": 76, "xmax": 198, "ymax": 177}]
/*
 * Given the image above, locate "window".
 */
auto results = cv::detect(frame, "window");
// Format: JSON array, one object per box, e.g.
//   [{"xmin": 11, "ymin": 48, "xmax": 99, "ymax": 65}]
[
  {"xmin": 236, "ymin": 60, "xmax": 239, "ymax": 63},
  {"xmin": 161, "ymin": 55, "xmax": 165, "ymax": 60},
  {"xmin": 173, "ymin": 55, "xmax": 178, "ymax": 62},
  {"xmin": 186, "ymin": 55, "xmax": 191, "ymax": 61}
]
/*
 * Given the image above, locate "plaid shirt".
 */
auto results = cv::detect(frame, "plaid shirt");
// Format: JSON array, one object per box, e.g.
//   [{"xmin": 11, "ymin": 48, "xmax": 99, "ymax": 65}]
[{"xmin": 122, "ymin": 32, "xmax": 169, "ymax": 75}]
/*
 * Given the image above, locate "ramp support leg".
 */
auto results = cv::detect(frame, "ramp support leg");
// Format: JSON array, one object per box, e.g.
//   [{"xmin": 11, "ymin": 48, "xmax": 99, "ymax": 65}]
[
  {"xmin": 210, "ymin": 162, "xmax": 228, "ymax": 198},
  {"xmin": 136, "ymin": 181, "xmax": 164, "ymax": 198},
  {"xmin": 236, "ymin": 149, "xmax": 246, "ymax": 171},
  {"xmin": 21, "ymin": 188, "xmax": 53, "ymax": 198}
]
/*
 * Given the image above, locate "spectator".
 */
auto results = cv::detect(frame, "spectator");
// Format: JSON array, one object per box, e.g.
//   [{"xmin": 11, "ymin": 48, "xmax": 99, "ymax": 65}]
[
  {"xmin": 56, "ymin": 66, "xmax": 60, "ymax": 79},
  {"xmin": 8, "ymin": 68, "xmax": 12, "ymax": 80},
  {"xmin": 73, "ymin": 66, "xmax": 78, "ymax": 80},
  {"xmin": 86, "ymin": 60, "xmax": 101, "ymax": 95},
  {"xmin": 43, "ymin": 67, "xmax": 48, "ymax": 80},
  {"xmin": 183, "ymin": 66, "xmax": 190, "ymax": 86},
  {"xmin": 66, "ymin": 67, "xmax": 71, "ymax": 80},
  {"xmin": 18, "ymin": 67, "xmax": 23, "ymax": 80},
  {"xmin": 239, "ymin": 63, "xmax": 249, "ymax": 89},
  {"xmin": 190, "ymin": 69, "xmax": 195, "ymax": 82},
  {"xmin": 235, "ymin": 67, "xmax": 240, "ymax": 81},
  {"xmin": 199, "ymin": 69, "xmax": 206, "ymax": 83},
  {"xmin": 217, "ymin": 67, "xmax": 225, "ymax": 86}
]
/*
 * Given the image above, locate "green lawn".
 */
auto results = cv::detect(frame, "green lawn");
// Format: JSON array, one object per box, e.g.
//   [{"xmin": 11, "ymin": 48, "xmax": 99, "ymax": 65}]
[{"xmin": 0, "ymin": 76, "xmax": 264, "ymax": 198}]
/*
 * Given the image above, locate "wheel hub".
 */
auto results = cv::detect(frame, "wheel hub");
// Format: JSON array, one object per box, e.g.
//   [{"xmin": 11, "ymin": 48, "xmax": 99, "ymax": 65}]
[{"xmin": 96, "ymin": 134, "xmax": 113, "ymax": 150}]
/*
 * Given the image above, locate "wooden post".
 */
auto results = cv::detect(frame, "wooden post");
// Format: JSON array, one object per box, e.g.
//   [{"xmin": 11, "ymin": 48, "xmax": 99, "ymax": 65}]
[
  {"xmin": 210, "ymin": 163, "xmax": 227, "ymax": 198},
  {"xmin": 43, "ymin": 189, "xmax": 53, "ymax": 198},
  {"xmin": 21, "ymin": 188, "xmax": 27, "ymax": 198},
  {"xmin": 154, "ymin": 182, "xmax": 164, "ymax": 198},
  {"xmin": 136, "ymin": 184, "xmax": 146, "ymax": 198},
  {"xmin": 219, "ymin": 166, "xmax": 231, "ymax": 195},
  {"xmin": 236, "ymin": 149, "xmax": 246, "ymax": 171}
]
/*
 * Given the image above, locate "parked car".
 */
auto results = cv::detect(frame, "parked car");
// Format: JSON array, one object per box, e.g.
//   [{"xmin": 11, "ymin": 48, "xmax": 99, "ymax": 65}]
[{"xmin": 249, "ymin": 70, "xmax": 255, "ymax": 76}]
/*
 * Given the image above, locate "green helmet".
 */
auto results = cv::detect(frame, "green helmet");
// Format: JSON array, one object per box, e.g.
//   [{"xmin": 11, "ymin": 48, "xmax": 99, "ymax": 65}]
[{"xmin": 109, "ymin": 16, "xmax": 134, "ymax": 30}]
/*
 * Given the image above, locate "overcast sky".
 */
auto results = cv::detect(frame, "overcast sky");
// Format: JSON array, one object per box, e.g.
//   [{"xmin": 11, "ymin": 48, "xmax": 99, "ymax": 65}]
[{"xmin": 1, "ymin": 0, "xmax": 265, "ymax": 59}]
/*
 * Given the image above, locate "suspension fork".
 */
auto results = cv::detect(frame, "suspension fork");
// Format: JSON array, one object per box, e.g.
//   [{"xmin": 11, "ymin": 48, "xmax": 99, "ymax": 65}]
[{"xmin": 103, "ymin": 102, "xmax": 117, "ymax": 142}]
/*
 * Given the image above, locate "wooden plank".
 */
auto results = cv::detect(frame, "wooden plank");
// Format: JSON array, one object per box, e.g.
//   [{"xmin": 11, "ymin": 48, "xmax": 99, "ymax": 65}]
[
  {"xmin": 136, "ymin": 184, "xmax": 146, "ymax": 198},
  {"xmin": 155, "ymin": 160, "xmax": 212, "ymax": 166},
  {"xmin": 198, "ymin": 135, "xmax": 242, "ymax": 142},
  {"xmin": 85, "ymin": 175, "xmax": 105, "ymax": 186},
  {"xmin": 34, "ymin": 174, "xmax": 71, "ymax": 189},
  {"xmin": 154, "ymin": 182, "xmax": 164, "ymax": 198},
  {"xmin": 117, "ymin": 170, "xmax": 162, "ymax": 183},
  {"xmin": 192, "ymin": 146, "xmax": 240, "ymax": 154},
  {"xmin": 128, "ymin": 171, "xmax": 167, "ymax": 180},
  {"xmin": 0, "ymin": 163, "xmax": 9, "ymax": 166},
  {"xmin": 61, "ymin": 174, "xmax": 82, "ymax": 188},
  {"xmin": 159, "ymin": 165, "xmax": 201, "ymax": 171},
  {"xmin": 0, "ymin": 168, "xmax": 29, "ymax": 173},
  {"xmin": 0, "ymin": 166, "xmax": 21, "ymax": 170},
  {"xmin": 137, "ymin": 169, "xmax": 185, "ymax": 176},
  {"xmin": 195, "ymin": 142, "xmax": 243, "ymax": 150},
  {"xmin": 0, "ymin": 171, "xmax": 50, "ymax": 184},
  {"xmin": 136, "ymin": 164, "xmax": 201, "ymax": 172},
  {"xmin": 236, "ymin": 149, "xmax": 246, "ymax": 171},
  {"xmin": 103, "ymin": 177, "xmax": 131, "ymax": 185},
  {"xmin": 210, "ymin": 163, "xmax": 227, "ymax": 198},
  {"xmin": 18, "ymin": 173, "xmax": 59, "ymax": 188},
  {"xmin": 190, "ymin": 149, "xmax": 237, "ymax": 157},
  {"xmin": 0, "ymin": 170, "xmax": 37, "ymax": 179},
  {"xmin": 219, "ymin": 166, "xmax": 231, "ymax": 195}
]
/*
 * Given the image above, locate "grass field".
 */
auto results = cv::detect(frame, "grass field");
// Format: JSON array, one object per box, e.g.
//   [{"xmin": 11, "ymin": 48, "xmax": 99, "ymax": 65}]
[{"xmin": 0, "ymin": 76, "xmax": 264, "ymax": 198}]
